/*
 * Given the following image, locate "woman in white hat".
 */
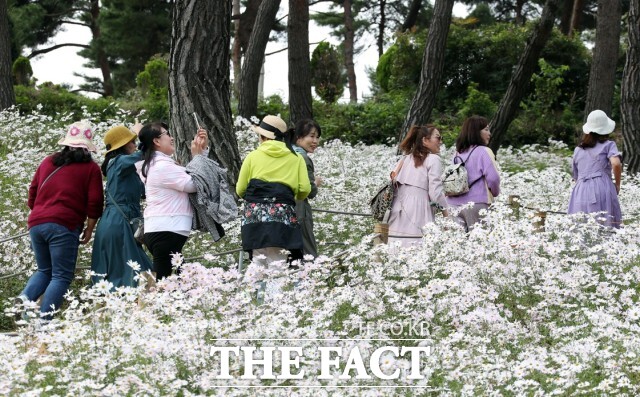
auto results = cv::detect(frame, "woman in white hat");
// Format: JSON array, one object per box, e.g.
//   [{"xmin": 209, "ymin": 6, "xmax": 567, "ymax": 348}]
[
  {"xmin": 91, "ymin": 125, "xmax": 153, "ymax": 288},
  {"xmin": 236, "ymin": 115, "xmax": 311, "ymax": 267},
  {"xmin": 17, "ymin": 120, "xmax": 104, "ymax": 321},
  {"xmin": 567, "ymin": 109, "xmax": 622, "ymax": 227}
]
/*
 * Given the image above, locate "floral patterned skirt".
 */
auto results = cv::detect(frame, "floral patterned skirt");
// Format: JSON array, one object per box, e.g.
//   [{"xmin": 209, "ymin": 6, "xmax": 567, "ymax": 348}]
[{"xmin": 240, "ymin": 202, "xmax": 303, "ymax": 251}]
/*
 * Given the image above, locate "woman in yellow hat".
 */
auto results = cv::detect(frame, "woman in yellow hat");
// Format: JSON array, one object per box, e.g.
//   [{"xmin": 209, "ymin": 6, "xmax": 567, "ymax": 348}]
[{"xmin": 91, "ymin": 124, "xmax": 152, "ymax": 288}]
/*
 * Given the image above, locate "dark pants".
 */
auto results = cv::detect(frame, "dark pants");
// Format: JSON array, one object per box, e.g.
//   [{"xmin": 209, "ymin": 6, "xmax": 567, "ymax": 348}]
[{"xmin": 144, "ymin": 232, "xmax": 188, "ymax": 280}]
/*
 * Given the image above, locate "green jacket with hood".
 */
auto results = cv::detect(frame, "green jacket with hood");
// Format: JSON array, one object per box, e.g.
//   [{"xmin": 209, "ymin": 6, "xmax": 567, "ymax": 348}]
[{"xmin": 236, "ymin": 140, "xmax": 311, "ymax": 200}]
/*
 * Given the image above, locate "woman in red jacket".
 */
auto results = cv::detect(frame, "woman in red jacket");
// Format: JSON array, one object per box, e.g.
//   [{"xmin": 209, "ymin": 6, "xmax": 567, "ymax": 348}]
[{"xmin": 17, "ymin": 120, "xmax": 104, "ymax": 321}]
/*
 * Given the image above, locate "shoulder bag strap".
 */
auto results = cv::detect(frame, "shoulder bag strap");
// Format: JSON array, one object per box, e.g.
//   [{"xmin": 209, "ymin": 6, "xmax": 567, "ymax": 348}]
[
  {"xmin": 39, "ymin": 165, "xmax": 64, "ymax": 190},
  {"xmin": 106, "ymin": 188, "xmax": 131, "ymax": 223},
  {"xmin": 465, "ymin": 146, "xmax": 485, "ymax": 188}
]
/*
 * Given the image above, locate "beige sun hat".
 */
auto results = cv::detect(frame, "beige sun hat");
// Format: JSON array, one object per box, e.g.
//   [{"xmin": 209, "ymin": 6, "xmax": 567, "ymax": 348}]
[
  {"xmin": 104, "ymin": 125, "xmax": 137, "ymax": 153},
  {"xmin": 251, "ymin": 115, "xmax": 287, "ymax": 139},
  {"xmin": 583, "ymin": 110, "xmax": 615, "ymax": 135},
  {"xmin": 58, "ymin": 120, "xmax": 98, "ymax": 153}
]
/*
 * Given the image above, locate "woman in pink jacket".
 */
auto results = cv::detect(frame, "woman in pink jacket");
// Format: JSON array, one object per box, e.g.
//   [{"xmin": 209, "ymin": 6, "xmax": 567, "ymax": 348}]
[
  {"xmin": 136, "ymin": 122, "xmax": 207, "ymax": 280},
  {"xmin": 388, "ymin": 125, "xmax": 449, "ymax": 247}
]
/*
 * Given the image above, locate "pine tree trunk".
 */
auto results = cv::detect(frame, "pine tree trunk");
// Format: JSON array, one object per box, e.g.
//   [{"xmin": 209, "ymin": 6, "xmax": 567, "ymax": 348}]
[
  {"xmin": 488, "ymin": 0, "xmax": 561, "ymax": 154},
  {"xmin": 401, "ymin": 0, "xmax": 423, "ymax": 32},
  {"xmin": 238, "ymin": 0, "xmax": 281, "ymax": 118},
  {"xmin": 343, "ymin": 0, "xmax": 357, "ymax": 103},
  {"xmin": 569, "ymin": 0, "xmax": 584, "ymax": 36},
  {"xmin": 233, "ymin": 0, "xmax": 262, "ymax": 101},
  {"xmin": 377, "ymin": 0, "xmax": 386, "ymax": 58},
  {"xmin": 397, "ymin": 0, "xmax": 454, "ymax": 144},
  {"xmin": 0, "ymin": 0, "xmax": 15, "ymax": 110},
  {"xmin": 288, "ymin": 0, "xmax": 312, "ymax": 123},
  {"xmin": 584, "ymin": 0, "xmax": 621, "ymax": 116},
  {"xmin": 169, "ymin": 0, "xmax": 241, "ymax": 185},
  {"xmin": 621, "ymin": 0, "xmax": 640, "ymax": 174},
  {"xmin": 232, "ymin": 0, "xmax": 242, "ymax": 100},
  {"xmin": 559, "ymin": 0, "xmax": 574, "ymax": 35},
  {"xmin": 88, "ymin": 0, "xmax": 113, "ymax": 97}
]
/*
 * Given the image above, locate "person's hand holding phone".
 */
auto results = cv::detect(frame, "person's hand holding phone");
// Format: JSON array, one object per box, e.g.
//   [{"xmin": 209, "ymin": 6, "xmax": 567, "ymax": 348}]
[{"xmin": 191, "ymin": 128, "xmax": 208, "ymax": 156}]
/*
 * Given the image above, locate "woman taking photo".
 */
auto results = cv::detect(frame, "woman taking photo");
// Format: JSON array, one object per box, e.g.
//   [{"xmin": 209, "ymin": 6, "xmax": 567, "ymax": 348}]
[
  {"xmin": 567, "ymin": 110, "xmax": 622, "ymax": 227},
  {"xmin": 388, "ymin": 124, "xmax": 448, "ymax": 247},
  {"xmin": 92, "ymin": 125, "xmax": 152, "ymax": 288},
  {"xmin": 135, "ymin": 122, "xmax": 208, "ymax": 280},
  {"xmin": 446, "ymin": 115, "xmax": 501, "ymax": 232},
  {"xmin": 18, "ymin": 120, "xmax": 104, "ymax": 321}
]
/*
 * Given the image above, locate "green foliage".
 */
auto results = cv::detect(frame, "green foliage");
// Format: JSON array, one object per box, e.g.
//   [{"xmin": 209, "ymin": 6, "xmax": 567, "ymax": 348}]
[
  {"xmin": 373, "ymin": 21, "xmax": 590, "ymax": 147},
  {"xmin": 13, "ymin": 84, "xmax": 119, "ymax": 121},
  {"xmin": 310, "ymin": 42, "xmax": 345, "ymax": 104},
  {"xmin": 456, "ymin": 83, "xmax": 497, "ymax": 119},
  {"xmin": 133, "ymin": 58, "xmax": 169, "ymax": 120},
  {"xmin": 257, "ymin": 95, "xmax": 289, "ymax": 122},
  {"xmin": 375, "ymin": 32, "xmax": 424, "ymax": 95},
  {"xmin": 12, "ymin": 56, "xmax": 32, "ymax": 86},
  {"xmin": 314, "ymin": 93, "xmax": 410, "ymax": 145},
  {"xmin": 77, "ymin": 0, "xmax": 171, "ymax": 96},
  {"xmin": 8, "ymin": 0, "xmax": 75, "ymax": 50},
  {"xmin": 506, "ymin": 59, "xmax": 581, "ymax": 146}
]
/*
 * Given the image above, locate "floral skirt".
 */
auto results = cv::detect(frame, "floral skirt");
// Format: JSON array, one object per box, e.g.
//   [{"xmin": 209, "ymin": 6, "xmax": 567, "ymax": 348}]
[{"xmin": 241, "ymin": 202, "xmax": 303, "ymax": 251}]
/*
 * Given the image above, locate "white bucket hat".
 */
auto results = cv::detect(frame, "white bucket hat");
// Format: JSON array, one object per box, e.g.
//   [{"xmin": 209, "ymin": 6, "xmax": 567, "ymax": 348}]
[
  {"xmin": 251, "ymin": 115, "xmax": 287, "ymax": 139},
  {"xmin": 583, "ymin": 110, "xmax": 615, "ymax": 135},
  {"xmin": 58, "ymin": 120, "xmax": 98, "ymax": 152}
]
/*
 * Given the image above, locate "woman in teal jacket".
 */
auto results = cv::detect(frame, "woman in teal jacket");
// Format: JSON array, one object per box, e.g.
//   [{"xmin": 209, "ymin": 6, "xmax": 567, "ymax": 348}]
[{"xmin": 91, "ymin": 125, "xmax": 152, "ymax": 287}]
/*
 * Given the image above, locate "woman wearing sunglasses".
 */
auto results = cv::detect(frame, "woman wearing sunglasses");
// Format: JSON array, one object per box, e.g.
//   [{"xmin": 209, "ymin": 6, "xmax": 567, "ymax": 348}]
[
  {"xmin": 387, "ymin": 124, "xmax": 448, "ymax": 247},
  {"xmin": 136, "ymin": 122, "xmax": 208, "ymax": 280}
]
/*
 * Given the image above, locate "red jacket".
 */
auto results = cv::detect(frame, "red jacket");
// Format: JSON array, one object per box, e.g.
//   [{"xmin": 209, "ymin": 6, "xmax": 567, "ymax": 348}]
[{"xmin": 28, "ymin": 155, "xmax": 104, "ymax": 231}]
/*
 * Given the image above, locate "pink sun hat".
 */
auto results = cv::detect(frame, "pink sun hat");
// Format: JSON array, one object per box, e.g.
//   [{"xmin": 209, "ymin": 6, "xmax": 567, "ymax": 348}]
[{"xmin": 58, "ymin": 120, "xmax": 98, "ymax": 153}]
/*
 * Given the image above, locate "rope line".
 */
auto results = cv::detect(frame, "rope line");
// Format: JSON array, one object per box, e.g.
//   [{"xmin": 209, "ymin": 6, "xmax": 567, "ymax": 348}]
[
  {"xmin": 313, "ymin": 208, "xmax": 372, "ymax": 217},
  {"xmin": 0, "ymin": 232, "xmax": 29, "ymax": 244}
]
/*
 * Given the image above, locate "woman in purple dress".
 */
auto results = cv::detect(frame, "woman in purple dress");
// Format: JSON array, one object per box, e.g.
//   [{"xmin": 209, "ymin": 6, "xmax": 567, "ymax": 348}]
[
  {"xmin": 388, "ymin": 125, "xmax": 449, "ymax": 247},
  {"xmin": 447, "ymin": 116, "xmax": 501, "ymax": 232},
  {"xmin": 568, "ymin": 110, "xmax": 622, "ymax": 228}
]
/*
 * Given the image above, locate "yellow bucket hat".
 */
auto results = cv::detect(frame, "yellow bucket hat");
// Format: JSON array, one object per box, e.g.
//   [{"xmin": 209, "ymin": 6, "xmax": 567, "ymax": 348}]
[{"xmin": 104, "ymin": 125, "xmax": 137, "ymax": 153}]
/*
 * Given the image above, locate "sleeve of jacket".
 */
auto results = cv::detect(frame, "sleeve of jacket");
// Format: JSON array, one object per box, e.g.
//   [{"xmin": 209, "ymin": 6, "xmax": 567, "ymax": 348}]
[
  {"xmin": 117, "ymin": 151, "xmax": 143, "ymax": 176},
  {"xmin": 236, "ymin": 155, "xmax": 251, "ymax": 198},
  {"xmin": 427, "ymin": 156, "xmax": 448, "ymax": 209},
  {"xmin": 482, "ymin": 147, "xmax": 501, "ymax": 197},
  {"xmin": 27, "ymin": 161, "xmax": 44, "ymax": 210},
  {"xmin": 86, "ymin": 163, "xmax": 105, "ymax": 219},
  {"xmin": 296, "ymin": 156, "xmax": 311, "ymax": 200},
  {"xmin": 303, "ymin": 153, "xmax": 318, "ymax": 199}
]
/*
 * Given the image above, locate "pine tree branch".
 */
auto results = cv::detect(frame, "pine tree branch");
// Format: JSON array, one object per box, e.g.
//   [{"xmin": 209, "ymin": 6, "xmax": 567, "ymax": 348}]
[{"xmin": 27, "ymin": 43, "xmax": 91, "ymax": 58}]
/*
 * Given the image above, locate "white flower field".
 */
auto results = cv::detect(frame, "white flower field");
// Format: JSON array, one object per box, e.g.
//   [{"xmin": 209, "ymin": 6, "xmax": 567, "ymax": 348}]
[{"xmin": 1, "ymin": 107, "xmax": 640, "ymax": 395}]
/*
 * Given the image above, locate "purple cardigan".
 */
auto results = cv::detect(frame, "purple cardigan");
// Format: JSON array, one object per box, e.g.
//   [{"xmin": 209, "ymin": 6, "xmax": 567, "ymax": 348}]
[{"xmin": 446, "ymin": 145, "xmax": 501, "ymax": 206}]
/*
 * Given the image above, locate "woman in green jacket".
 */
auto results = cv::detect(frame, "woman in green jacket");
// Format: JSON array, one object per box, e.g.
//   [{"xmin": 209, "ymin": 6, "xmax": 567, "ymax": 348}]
[{"xmin": 236, "ymin": 115, "xmax": 311, "ymax": 266}]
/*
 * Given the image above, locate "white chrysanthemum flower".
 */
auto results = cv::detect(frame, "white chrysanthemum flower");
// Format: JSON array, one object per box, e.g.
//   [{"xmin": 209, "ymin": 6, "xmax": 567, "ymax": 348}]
[{"xmin": 127, "ymin": 260, "xmax": 141, "ymax": 272}]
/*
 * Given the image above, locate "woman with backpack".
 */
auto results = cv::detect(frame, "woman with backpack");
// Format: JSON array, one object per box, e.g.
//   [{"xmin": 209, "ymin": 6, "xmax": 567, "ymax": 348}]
[
  {"xmin": 387, "ymin": 124, "xmax": 448, "ymax": 247},
  {"xmin": 446, "ymin": 115, "xmax": 501, "ymax": 232}
]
